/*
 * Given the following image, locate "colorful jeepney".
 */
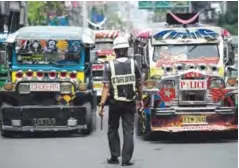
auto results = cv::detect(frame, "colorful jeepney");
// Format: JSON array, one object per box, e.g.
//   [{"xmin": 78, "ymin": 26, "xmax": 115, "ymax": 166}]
[
  {"xmin": 135, "ymin": 13, "xmax": 238, "ymax": 140},
  {"xmin": 0, "ymin": 26, "xmax": 97, "ymax": 136},
  {"xmin": 92, "ymin": 30, "xmax": 119, "ymax": 98},
  {"xmin": 0, "ymin": 33, "xmax": 8, "ymax": 90}
]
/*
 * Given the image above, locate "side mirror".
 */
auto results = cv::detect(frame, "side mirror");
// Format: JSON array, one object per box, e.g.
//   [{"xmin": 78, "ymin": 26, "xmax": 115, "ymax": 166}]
[
  {"xmin": 90, "ymin": 51, "xmax": 97, "ymax": 63},
  {"xmin": 0, "ymin": 51, "xmax": 7, "ymax": 65},
  {"xmin": 223, "ymin": 47, "xmax": 229, "ymax": 64}
]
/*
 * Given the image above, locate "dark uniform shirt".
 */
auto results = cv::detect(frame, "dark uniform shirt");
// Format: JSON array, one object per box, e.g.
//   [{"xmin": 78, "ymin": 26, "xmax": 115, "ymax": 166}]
[{"xmin": 102, "ymin": 57, "xmax": 142, "ymax": 101}]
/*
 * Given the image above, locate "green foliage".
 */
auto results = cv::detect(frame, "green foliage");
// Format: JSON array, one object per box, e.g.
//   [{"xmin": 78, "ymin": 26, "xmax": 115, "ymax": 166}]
[
  {"xmin": 27, "ymin": 1, "xmax": 47, "ymax": 25},
  {"xmin": 27, "ymin": 1, "xmax": 65, "ymax": 26},
  {"xmin": 218, "ymin": 3, "xmax": 238, "ymax": 35}
]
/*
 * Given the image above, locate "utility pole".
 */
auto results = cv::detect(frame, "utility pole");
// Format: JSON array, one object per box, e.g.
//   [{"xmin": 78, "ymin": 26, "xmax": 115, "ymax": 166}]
[{"xmin": 82, "ymin": 1, "xmax": 88, "ymax": 28}]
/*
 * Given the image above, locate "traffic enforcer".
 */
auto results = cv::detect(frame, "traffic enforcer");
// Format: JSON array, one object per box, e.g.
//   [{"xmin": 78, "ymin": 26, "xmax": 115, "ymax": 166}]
[{"xmin": 0, "ymin": 26, "xmax": 97, "ymax": 136}]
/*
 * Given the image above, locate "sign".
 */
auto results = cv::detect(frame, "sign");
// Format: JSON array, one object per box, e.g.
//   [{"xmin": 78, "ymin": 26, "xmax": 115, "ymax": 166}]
[
  {"xmin": 153, "ymin": 29, "xmax": 219, "ymax": 40},
  {"xmin": 182, "ymin": 115, "xmax": 207, "ymax": 124},
  {"xmin": 180, "ymin": 80, "xmax": 207, "ymax": 90},
  {"xmin": 33, "ymin": 118, "xmax": 56, "ymax": 126},
  {"xmin": 30, "ymin": 83, "xmax": 60, "ymax": 92},
  {"xmin": 138, "ymin": 1, "xmax": 189, "ymax": 9}
]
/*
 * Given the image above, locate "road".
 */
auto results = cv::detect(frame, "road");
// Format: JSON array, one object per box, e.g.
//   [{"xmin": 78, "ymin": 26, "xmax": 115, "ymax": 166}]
[{"xmin": 0, "ymin": 107, "xmax": 237, "ymax": 168}]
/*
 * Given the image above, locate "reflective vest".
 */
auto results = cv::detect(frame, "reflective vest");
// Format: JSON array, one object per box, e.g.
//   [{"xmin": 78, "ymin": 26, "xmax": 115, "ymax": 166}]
[{"xmin": 109, "ymin": 59, "xmax": 136, "ymax": 102}]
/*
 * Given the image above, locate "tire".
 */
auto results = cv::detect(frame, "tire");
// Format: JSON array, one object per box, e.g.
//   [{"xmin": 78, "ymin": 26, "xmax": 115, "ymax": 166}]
[
  {"xmin": 135, "ymin": 114, "xmax": 142, "ymax": 136},
  {"xmin": 81, "ymin": 102, "xmax": 95, "ymax": 135},
  {"xmin": 142, "ymin": 115, "xmax": 152, "ymax": 141},
  {"xmin": 0, "ymin": 124, "xmax": 12, "ymax": 138}
]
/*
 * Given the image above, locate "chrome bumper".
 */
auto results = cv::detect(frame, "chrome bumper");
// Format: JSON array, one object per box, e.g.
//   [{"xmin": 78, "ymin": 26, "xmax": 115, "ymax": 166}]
[{"xmin": 2, "ymin": 125, "xmax": 87, "ymax": 132}]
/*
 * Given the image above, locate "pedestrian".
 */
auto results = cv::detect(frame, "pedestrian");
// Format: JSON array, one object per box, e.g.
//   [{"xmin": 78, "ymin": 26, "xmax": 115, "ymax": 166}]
[{"xmin": 98, "ymin": 36, "xmax": 144, "ymax": 166}]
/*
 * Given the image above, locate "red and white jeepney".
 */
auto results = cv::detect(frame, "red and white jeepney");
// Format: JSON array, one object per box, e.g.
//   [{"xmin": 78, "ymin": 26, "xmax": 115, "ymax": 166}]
[
  {"xmin": 133, "ymin": 13, "xmax": 237, "ymax": 140},
  {"xmin": 92, "ymin": 30, "xmax": 120, "ymax": 97}
]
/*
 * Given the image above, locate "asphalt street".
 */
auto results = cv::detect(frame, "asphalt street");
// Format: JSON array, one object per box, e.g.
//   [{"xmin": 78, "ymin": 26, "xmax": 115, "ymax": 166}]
[{"xmin": 0, "ymin": 106, "xmax": 237, "ymax": 168}]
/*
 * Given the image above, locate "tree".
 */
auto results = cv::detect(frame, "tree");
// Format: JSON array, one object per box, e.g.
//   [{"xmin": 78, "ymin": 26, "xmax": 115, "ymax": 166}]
[
  {"xmin": 27, "ymin": 1, "xmax": 66, "ymax": 26},
  {"xmin": 218, "ymin": 2, "xmax": 238, "ymax": 35}
]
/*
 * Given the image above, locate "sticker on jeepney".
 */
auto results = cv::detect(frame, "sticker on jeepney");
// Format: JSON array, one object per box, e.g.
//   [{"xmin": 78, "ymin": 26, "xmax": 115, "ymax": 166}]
[
  {"xmin": 30, "ymin": 40, "xmax": 43, "ymax": 53},
  {"xmin": 69, "ymin": 40, "xmax": 81, "ymax": 52},
  {"xmin": 47, "ymin": 40, "xmax": 57, "ymax": 51},
  {"xmin": 179, "ymin": 80, "xmax": 207, "ymax": 90},
  {"xmin": 57, "ymin": 40, "xmax": 68, "ymax": 52}
]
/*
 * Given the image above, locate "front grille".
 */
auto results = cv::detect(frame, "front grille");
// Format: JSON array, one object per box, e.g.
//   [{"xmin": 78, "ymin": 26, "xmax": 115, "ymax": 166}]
[
  {"xmin": 181, "ymin": 91, "xmax": 205, "ymax": 101},
  {"xmin": 92, "ymin": 71, "xmax": 103, "ymax": 79}
]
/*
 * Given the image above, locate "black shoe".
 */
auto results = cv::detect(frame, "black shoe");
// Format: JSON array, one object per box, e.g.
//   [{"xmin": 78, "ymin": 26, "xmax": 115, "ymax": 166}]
[
  {"xmin": 121, "ymin": 162, "xmax": 134, "ymax": 166},
  {"xmin": 107, "ymin": 157, "xmax": 119, "ymax": 164}
]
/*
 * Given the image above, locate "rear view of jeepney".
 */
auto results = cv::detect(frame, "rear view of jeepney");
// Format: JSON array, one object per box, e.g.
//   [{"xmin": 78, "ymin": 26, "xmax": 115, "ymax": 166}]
[
  {"xmin": 0, "ymin": 26, "xmax": 97, "ymax": 136},
  {"xmin": 92, "ymin": 30, "xmax": 119, "ymax": 98},
  {"xmin": 136, "ymin": 13, "xmax": 238, "ymax": 140}
]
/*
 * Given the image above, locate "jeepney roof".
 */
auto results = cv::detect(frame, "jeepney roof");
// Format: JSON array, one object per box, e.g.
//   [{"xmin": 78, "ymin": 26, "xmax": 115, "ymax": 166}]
[{"xmin": 5, "ymin": 26, "xmax": 95, "ymax": 44}]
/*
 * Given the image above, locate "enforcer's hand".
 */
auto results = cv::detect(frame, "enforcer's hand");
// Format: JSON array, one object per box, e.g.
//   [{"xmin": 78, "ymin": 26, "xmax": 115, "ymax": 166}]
[
  {"xmin": 98, "ymin": 104, "xmax": 104, "ymax": 117},
  {"xmin": 138, "ymin": 100, "xmax": 144, "ymax": 112}
]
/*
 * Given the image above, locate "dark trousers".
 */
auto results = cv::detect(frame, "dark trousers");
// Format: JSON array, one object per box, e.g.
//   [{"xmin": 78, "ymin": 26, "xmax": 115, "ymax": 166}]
[{"xmin": 108, "ymin": 101, "xmax": 136, "ymax": 163}]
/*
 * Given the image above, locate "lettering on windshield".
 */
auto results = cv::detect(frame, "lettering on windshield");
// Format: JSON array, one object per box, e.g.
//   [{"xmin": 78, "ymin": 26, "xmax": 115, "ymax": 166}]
[{"xmin": 153, "ymin": 29, "xmax": 219, "ymax": 40}]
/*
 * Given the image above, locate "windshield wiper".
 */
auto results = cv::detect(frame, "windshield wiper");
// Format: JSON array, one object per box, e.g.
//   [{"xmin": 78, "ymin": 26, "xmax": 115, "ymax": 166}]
[{"xmin": 189, "ymin": 45, "xmax": 198, "ymax": 53}]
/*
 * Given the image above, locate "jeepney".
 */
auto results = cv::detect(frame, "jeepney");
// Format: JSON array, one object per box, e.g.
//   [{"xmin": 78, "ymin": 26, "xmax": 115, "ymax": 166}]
[
  {"xmin": 135, "ymin": 13, "xmax": 238, "ymax": 140},
  {"xmin": 92, "ymin": 30, "xmax": 119, "ymax": 98},
  {"xmin": 0, "ymin": 26, "xmax": 97, "ymax": 137},
  {"xmin": 0, "ymin": 33, "xmax": 8, "ymax": 90}
]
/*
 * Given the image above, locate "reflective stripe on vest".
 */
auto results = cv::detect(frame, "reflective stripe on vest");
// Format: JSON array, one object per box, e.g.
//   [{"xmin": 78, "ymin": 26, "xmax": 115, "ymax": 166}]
[{"xmin": 109, "ymin": 59, "xmax": 136, "ymax": 102}]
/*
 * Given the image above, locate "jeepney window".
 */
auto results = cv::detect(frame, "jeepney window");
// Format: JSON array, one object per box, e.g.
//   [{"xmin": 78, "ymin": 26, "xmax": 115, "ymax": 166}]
[
  {"xmin": 15, "ymin": 39, "xmax": 81, "ymax": 65},
  {"xmin": 153, "ymin": 44, "xmax": 219, "ymax": 61},
  {"xmin": 96, "ymin": 42, "xmax": 113, "ymax": 50}
]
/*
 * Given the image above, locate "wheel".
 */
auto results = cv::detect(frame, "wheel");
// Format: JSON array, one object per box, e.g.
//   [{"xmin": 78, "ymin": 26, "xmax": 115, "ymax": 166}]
[
  {"xmin": 135, "ymin": 114, "xmax": 142, "ymax": 136},
  {"xmin": 0, "ymin": 124, "xmax": 12, "ymax": 138},
  {"xmin": 1, "ymin": 130, "xmax": 12, "ymax": 138},
  {"xmin": 142, "ymin": 115, "xmax": 152, "ymax": 141},
  {"xmin": 81, "ymin": 102, "xmax": 95, "ymax": 135}
]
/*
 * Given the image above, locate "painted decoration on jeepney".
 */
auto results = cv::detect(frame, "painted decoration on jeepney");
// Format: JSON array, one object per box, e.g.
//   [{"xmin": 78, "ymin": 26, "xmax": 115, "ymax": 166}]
[
  {"xmin": 47, "ymin": 40, "xmax": 57, "ymax": 51},
  {"xmin": 153, "ymin": 29, "xmax": 219, "ymax": 40},
  {"xmin": 16, "ymin": 39, "xmax": 81, "ymax": 65},
  {"xmin": 56, "ymin": 40, "xmax": 68, "ymax": 52},
  {"xmin": 158, "ymin": 88, "xmax": 176, "ymax": 102},
  {"xmin": 68, "ymin": 40, "xmax": 81, "ymax": 52}
]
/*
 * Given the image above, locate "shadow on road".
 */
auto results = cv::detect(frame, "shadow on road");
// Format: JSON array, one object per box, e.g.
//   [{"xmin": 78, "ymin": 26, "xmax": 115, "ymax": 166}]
[
  {"xmin": 0, "ymin": 130, "xmax": 97, "ymax": 139},
  {"xmin": 146, "ymin": 131, "xmax": 238, "ymax": 144}
]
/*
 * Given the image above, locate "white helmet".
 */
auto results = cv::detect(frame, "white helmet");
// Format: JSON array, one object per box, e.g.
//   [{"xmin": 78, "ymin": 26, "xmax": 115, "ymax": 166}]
[{"xmin": 113, "ymin": 36, "xmax": 129, "ymax": 49}]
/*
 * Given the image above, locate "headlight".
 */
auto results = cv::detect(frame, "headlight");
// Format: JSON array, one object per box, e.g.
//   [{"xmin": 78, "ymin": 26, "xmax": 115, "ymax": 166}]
[
  {"xmin": 198, "ymin": 64, "xmax": 207, "ymax": 71},
  {"xmin": 210, "ymin": 64, "xmax": 218, "ymax": 72},
  {"xmin": 187, "ymin": 64, "xmax": 196, "ymax": 69},
  {"xmin": 144, "ymin": 80, "xmax": 157, "ymax": 89},
  {"xmin": 175, "ymin": 64, "xmax": 183, "ymax": 71},
  {"xmin": 164, "ymin": 66, "xmax": 173, "ymax": 73}
]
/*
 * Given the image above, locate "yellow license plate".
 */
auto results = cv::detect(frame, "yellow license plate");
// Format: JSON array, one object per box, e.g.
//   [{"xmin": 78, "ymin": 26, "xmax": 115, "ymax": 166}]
[
  {"xmin": 93, "ymin": 83, "xmax": 103, "ymax": 88},
  {"xmin": 182, "ymin": 116, "xmax": 207, "ymax": 124}
]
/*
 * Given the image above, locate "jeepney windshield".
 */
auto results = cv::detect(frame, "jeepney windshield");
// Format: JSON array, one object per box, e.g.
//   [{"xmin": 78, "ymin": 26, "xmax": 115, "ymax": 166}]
[
  {"xmin": 153, "ymin": 44, "xmax": 219, "ymax": 61},
  {"xmin": 95, "ymin": 42, "xmax": 113, "ymax": 50},
  {"xmin": 15, "ymin": 39, "xmax": 81, "ymax": 65}
]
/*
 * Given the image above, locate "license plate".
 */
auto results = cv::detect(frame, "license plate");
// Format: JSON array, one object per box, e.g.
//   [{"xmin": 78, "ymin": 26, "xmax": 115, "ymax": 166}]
[
  {"xmin": 182, "ymin": 116, "xmax": 207, "ymax": 124},
  {"xmin": 30, "ymin": 83, "xmax": 60, "ymax": 92},
  {"xmin": 180, "ymin": 80, "xmax": 207, "ymax": 90},
  {"xmin": 33, "ymin": 118, "xmax": 56, "ymax": 126},
  {"xmin": 93, "ymin": 83, "xmax": 103, "ymax": 88}
]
